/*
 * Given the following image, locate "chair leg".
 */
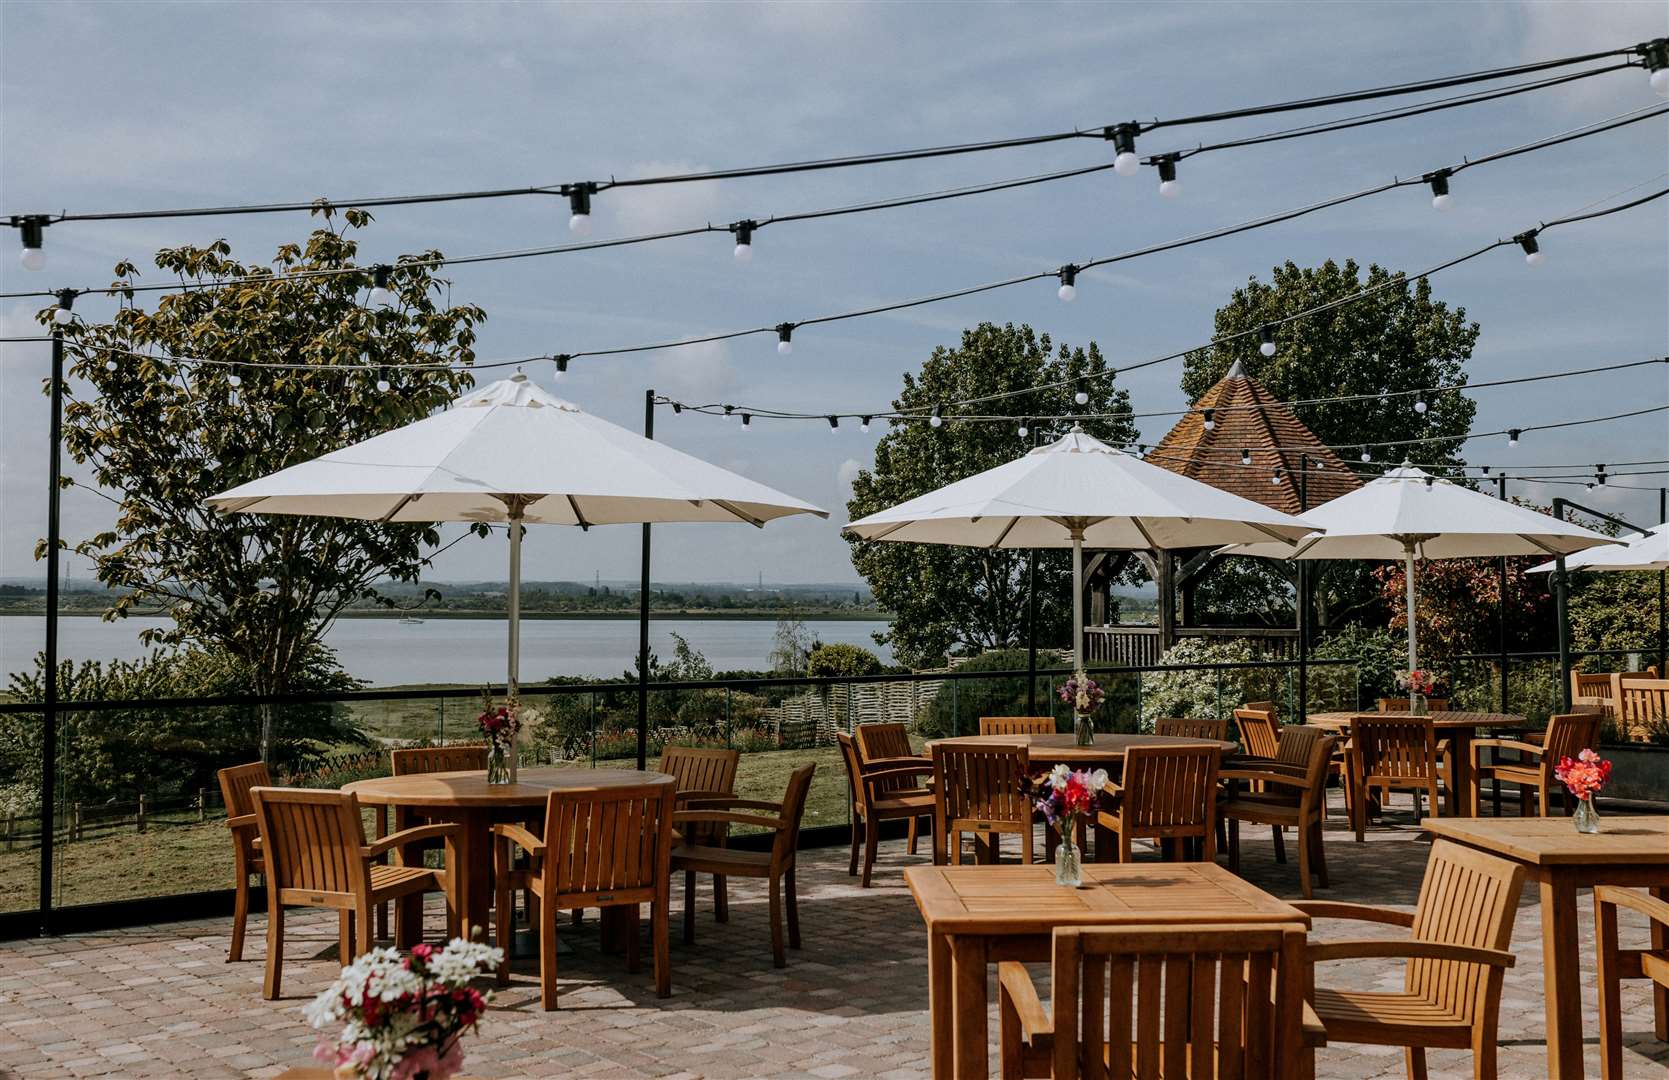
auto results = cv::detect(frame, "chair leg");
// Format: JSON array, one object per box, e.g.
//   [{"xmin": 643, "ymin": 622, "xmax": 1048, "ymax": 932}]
[
  {"xmin": 848, "ymin": 815, "xmax": 862, "ymax": 876},
  {"xmin": 262, "ymin": 903, "xmax": 284, "ymax": 1001},
  {"xmin": 373, "ymin": 805, "xmax": 389, "ymax": 942},
  {"xmin": 1311, "ymin": 820, "xmax": 1329, "ymax": 890},
  {"xmin": 1537, "ymin": 781, "xmax": 1550, "ymax": 819},
  {"xmin": 768, "ymin": 874, "xmax": 786, "ymax": 969},
  {"xmin": 228, "ymin": 873, "xmax": 249, "ymax": 963},
  {"xmin": 338, "ymin": 911, "xmax": 353, "ymax": 963},
  {"xmin": 652, "ymin": 888, "xmax": 670, "ymax": 998},
  {"xmin": 682, "ymin": 870, "xmax": 696, "ymax": 945},
  {"xmin": 862, "ymin": 815, "xmax": 881, "ymax": 886},
  {"xmin": 495, "ymin": 878, "xmax": 513, "ymax": 987},
  {"xmin": 1296, "ymin": 824, "xmax": 1313, "ymax": 901},
  {"xmin": 713, "ymin": 874, "xmax": 729, "ymax": 924},
  {"xmin": 1020, "ymin": 821, "xmax": 1034, "ymax": 866},
  {"xmin": 785, "ymin": 866, "xmax": 801, "ymax": 950},
  {"xmin": 625, "ymin": 904, "xmax": 641, "ymax": 974},
  {"xmin": 1405, "ymin": 1046, "xmax": 1429, "ymax": 1080},
  {"xmin": 1491, "ymin": 771, "xmax": 1502, "ymax": 816},
  {"xmin": 396, "ymin": 890, "xmax": 423, "ymax": 950},
  {"xmin": 1201, "ymin": 819, "xmax": 1215, "ymax": 865},
  {"xmin": 539, "ymin": 885, "xmax": 560, "ymax": 1010},
  {"xmin": 354, "ymin": 900, "xmax": 374, "ymax": 958},
  {"xmin": 1272, "ymin": 824, "xmax": 1287, "ymax": 864},
  {"xmin": 1227, "ymin": 817, "xmax": 1241, "ymax": 873},
  {"xmin": 907, "ymin": 814, "xmax": 919, "ymax": 855}
]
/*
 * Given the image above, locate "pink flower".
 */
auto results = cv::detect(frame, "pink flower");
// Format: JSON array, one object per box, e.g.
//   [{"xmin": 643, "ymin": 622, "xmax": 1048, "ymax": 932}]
[{"xmin": 1555, "ymin": 748, "xmax": 1612, "ymax": 800}]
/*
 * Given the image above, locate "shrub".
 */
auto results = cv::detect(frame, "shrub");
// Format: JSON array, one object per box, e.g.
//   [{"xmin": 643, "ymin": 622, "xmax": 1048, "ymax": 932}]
[
  {"xmin": 1312, "ymin": 625, "xmax": 1406, "ymax": 704},
  {"xmin": 1139, "ymin": 639, "xmax": 1257, "ymax": 726},
  {"xmin": 921, "ymin": 649, "xmax": 1043, "ymax": 738},
  {"xmin": 806, "ymin": 643, "xmax": 884, "ymax": 679}
]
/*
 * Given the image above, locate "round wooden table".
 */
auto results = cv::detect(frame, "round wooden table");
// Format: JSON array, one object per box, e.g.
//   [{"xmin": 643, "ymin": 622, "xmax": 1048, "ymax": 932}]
[
  {"xmin": 343, "ymin": 767, "xmax": 674, "ymax": 934},
  {"xmin": 1306, "ymin": 711, "xmax": 1526, "ymax": 817},
  {"xmin": 925, "ymin": 732, "xmax": 1237, "ymax": 765}
]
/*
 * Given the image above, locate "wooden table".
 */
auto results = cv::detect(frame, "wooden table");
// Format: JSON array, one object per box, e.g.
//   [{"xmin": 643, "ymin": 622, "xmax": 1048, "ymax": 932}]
[
  {"xmin": 1425, "ymin": 815, "xmax": 1669, "ymax": 1079},
  {"xmin": 1308, "ymin": 710, "xmax": 1525, "ymax": 816},
  {"xmin": 343, "ymin": 768, "xmax": 673, "ymax": 935},
  {"xmin": 904, "ymin": 861, "xmax": 1310, "ymax": 1079},
  {"xmin": 926, "ymin": 731, "xmax": 1236, "ymax": 766}
]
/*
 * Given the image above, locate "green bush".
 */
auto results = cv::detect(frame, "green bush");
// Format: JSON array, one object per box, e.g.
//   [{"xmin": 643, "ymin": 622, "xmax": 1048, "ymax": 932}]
[
  {"xmin": 921, "ymin": 649, "xmax": 1051, "ymax": 738},
  {"xmin": 806, "ymin": 643, "xmax": 884, "ymax": 679},
  {"xmin": 1139, "ymin": 639, "xmax": 1257, "ymax": 727},
  {"xmin": 1313, "ymin": 625, "xmax": 1406, "ymax": 704}
]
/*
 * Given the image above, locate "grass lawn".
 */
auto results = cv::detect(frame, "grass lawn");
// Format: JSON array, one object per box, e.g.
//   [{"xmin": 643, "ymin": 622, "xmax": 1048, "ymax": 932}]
[{"xmin": 0, "ymin": 744, "xmax": 853, "ymax": 914}]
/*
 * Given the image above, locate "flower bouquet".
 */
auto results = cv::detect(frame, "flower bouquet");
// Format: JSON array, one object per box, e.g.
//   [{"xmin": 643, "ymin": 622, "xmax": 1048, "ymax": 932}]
[
  {"xmin": 1554, "ymin": 747, "xmax": 1612, "ymax": 834},
  {"xmin": 476, "ymin": 691, "xmax": 525, "ymax": 785},
  {"xmin": 1029, "ymin": 764, "xmax": 1111, "ymax": 886},
  {"xmin": 305, "ymin": 938, "xmax": 503, "ymax": 1080},
  {"xmin": 1396, "ymin": 668, "xmax": 1442, "ymax": 714},
  {"xmin": 1059, "ymin": 671, "xmax": 1105, "ymax": 747}
]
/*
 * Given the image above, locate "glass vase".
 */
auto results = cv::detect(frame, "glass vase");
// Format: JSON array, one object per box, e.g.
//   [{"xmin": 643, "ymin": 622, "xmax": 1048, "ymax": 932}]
[
  {"xmin": 1055, "ymin": 835, "xmax": 1083, "ymax": 887},
  {"xmin": 1409, "ymin": 692, "xmax": 1429, "ymax": 716},
  {"xmin": 1573, "ymin": 794, "xmax": 1601, "ymax": 834},
  {"xmin": 486, "ymin": 742, "xmax": 511, "ymax": 786},
  {"xmin": 1074, "ymin": 713, "xmax": 1095, "ymax": 747}
]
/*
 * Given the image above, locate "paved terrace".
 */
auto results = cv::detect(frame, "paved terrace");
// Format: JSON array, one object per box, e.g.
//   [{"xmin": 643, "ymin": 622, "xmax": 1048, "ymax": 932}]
[{"xmin": 3, "ymin": 794, "xmax": 1668, "ymax": 1079}]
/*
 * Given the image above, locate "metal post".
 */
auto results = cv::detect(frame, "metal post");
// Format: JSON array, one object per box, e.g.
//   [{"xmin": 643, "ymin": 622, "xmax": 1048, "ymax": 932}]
[
  {"xmin": 1553, "ymin": 496, "xmax": 1573, "ymax": 713},
  {"xmin": 39, "ymin": 327, "xmax": 64, "ymax": 935},
  {"xmin": 1497, "ymin": 476, "xmax": 1510, "ymax": 714},
  {"xmin": 1297, "ymin": 455, "xmax": 1310, "ymax": 721},
  {"xmin": 636, "ymin": 389, "xmax": 654, "ymax": 772},
  {"xmin": 1660, "ymin": 487, "xmax": 1667, "ymax": 675},
  {"xmin": 1025, "ymin": 549, "xmax": 1039, "ymax": 714}
]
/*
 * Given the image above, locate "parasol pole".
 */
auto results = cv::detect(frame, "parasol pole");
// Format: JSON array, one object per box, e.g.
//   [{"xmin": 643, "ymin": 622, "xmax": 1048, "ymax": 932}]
[
  {"xmin": 1403, "ymin": 538, "xmax": 1418, "ymax": 672},
  {"xmin": 507, "ymin": 507, "xmax": 523, "ymax": 700},
  {"xmin": 1072, "ymin": 526, "xmax": 1085, "ymax": 672}
]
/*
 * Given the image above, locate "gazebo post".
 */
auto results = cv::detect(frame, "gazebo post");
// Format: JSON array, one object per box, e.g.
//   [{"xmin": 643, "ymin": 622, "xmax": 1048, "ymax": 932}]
[{"xmin": 637, "ymin": 389, "xmax": 654, "ymax": 772}]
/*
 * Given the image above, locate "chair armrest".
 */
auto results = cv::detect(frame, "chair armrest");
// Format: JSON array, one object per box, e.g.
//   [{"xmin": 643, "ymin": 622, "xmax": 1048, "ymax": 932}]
[
  {"xmin": 365, "ymin": 822, "xmax": 460, "ymax": 860},
  {"xmin": 488, "ymin": 822, "xmax": 545, "ymax": 857},
  {"xmin": 862, "ymin": 754, "xmax": 929, "ymax": 770},
  {"xmin": 673, "ymin": 809, "xmax": 786, "ymax": 831},
  {"xmin": 1471, "ymin": 738, "xmax": 1545, "ymax": 759},
  {"xmin": 226, "ymin": 813, "xmax": 258, "ymax": 832},
  {"xmin": 1289, "ymin": 901, "xmax": 1416, "ymax": 928},
  {"xmin": 674, "ymin": 788, "xmax": 736, "ymax": 804},
  {"xmin": 1595, "ymin": 886, "xmax": 1669, "ymax": 928},
  {"xmin": 1220, "ymin": 768, "xmax": 1310, "ymax": 792},
  {"xmin": 860, "ymin": 763, "xmax": 935, "ymax": 788},
  {"xmin": 682, "ymin": 795, "xmax": 785, "ymax": 812},
  {"xmin": 1307, "ymin": 938, "xmax": 1515, "ymax": 968},
  {"xmin": 1301, "ymin": 1002, "xmax": 1328, "ymax": 1048},
  {"xmin": 997, "ymin": 961, "xmax": 1053, "ymax": 1041}
]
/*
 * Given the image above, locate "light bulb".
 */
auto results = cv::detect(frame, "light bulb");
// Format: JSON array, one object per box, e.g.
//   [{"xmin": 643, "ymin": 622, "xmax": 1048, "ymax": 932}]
[
  {"xmin": 1074, "ymin": 390, "xmax": 1089, "ymax": 406},
  {"xmin": 1427, "ymin": 169, "xmax": 1453, "ymax": 212},
  {"xmin": 1258, "ymin": 325, "xmax": 1276, "ymax": 357},
  {"xmin": 860, "ymin": 416, "xmax": 871, "ymax": 433},
  {"xmin": 776, "ymin": 324, "xmax": 794, "ymax": 356},
  {"xmin": 369, "ymin": 265, "xmax": 395, "ymax": 308},
  {"xmin": 733, "ymin": 242, "xmax": 752, "ymax": 263},
  {"xmin": 1017, "ymin": 423, "xmax": 1029, "ymax": 438},
  {"xmin": 1156, "ymin": 155, "xmax": 1180, "ymax": 199},
  {"xmin": 569, "ymin": 212, "xmax": 591, "ymax": 236},
  {"xmin": 1113, "ymin": 151, "xmax": 1139, "ymax": 177},
  {"xmin": 377, "ymin": 377, "xmax": 391, "ymax": 393},
  {"xmin": 1360, "ymin": 448, "xmax": 1371, "ymax": 462},
  {"xmin": 1507, "ymin": 429, "xmax": 1520, "ymax": 448},
  {"xmin": 19, "ymin": 246, "xmax": 45, "ymax": 271},
  {"xmin": 1259, "ymin": 340, "xmax": 1276, "ymax": 358},
  {"xmin": 828, "ymin": 416, "xmax": 839, "ymax": 432},
  {"xmin": 1057, "ymin": 265, "xmax": 1077, "ymax": 302},
  {"xmin": 733, "ymin": 220, "xmax": 755, "ymax": 263},
  {"xmin": 104, "ymin": 359, "xmax": 118, "ymax": 372},
  {"xmin": 929, "ymin": 405, "xmax": 943, "ymax": 428},
  {"xmin": 1414, "ymin": 397, "xmax": 1428, "ymax": 414},
  {"xmin": 1240, "ymin": 449, "xmax": 1251, "ymax": 466},
  {"xmin": 567, "ymin": 185, "xmax": 593, "ymax": 235},
  {"xmin": 741, "ymin": 413, "xmax": 752, "ymax": 429},
  {"xmin": 1653, "ymin": 67, "xmax": 1669, "ymax": 97},
  {"xmin": 1108, "ymin": 124, "xmax": 1140, "ymax": 177},
  {"xmin": 1159, "ymin": 179, "xmax": 1181, "ymax": 199},
  {"xmin": 1525, "ymin": 250, "xmax": 1544, "ymax": 267},
  {"xmin": 18, "ymin": 217, "xmax": 46, "ymax": 271},
  {"xmin": 1202, "ymin": 409, "xmax": 1215, "ymax": 431},
  {"xmin": 53, "ymin": 305, "xmax": 73, "ymax": 326},
  {"xmin": 1057, "ymin": 282, "xmax": 1076, "ymax": 302},
  {"xmin": 1431, "ymin": 193, "xmax": 1453, "ymax": 212},
  {"xmin": 227, "ymin": 373, "xmax": 242, "ymax": 387}
]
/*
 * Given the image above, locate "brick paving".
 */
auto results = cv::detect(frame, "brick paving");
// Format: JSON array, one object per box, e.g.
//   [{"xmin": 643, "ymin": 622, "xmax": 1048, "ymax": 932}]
[{"xmin": 3, "ymin": 794, "xmax": 1669, "ymax": 1079}]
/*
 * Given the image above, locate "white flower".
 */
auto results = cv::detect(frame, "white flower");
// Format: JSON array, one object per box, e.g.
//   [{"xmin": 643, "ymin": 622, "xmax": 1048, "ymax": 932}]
[
  {"xmin": 1047, "ymin": 763, "xmax": 1071, "ymax": 790},
  {"xmin": 1086, "ymin": 768, "xmax": 1109, "ymax": 793}
]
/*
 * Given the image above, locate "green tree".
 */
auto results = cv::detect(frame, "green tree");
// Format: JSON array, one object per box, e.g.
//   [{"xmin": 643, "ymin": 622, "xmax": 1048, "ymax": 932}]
[
  {"xmin": 1181, "ymin": 260, "xmax": 1480, "ymax": 631},
  {"xmin": 805, "ymin": 642, "xmax": 883, "ymax": 679},
  {"xmin": 846, "ymin": 323, "xmax": 1138, "ymax": 667},
  {"xmin": 43, "ymin": 208, "xmax": 484, "ymax": 757}
]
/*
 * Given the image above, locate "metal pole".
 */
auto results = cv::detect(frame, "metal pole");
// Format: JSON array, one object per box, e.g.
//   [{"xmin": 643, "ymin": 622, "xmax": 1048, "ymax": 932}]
[
  {"xmin": 1553, "ymin": 497, "xmax": 1572, "ymax": 712},
  {"xmin": 1497, "ymin": 476, "xmax": 1510, "ymax": 714},
  {"xmin": 1660, "ymin": 487, "xmax": 1667, "ymax": 675},
  {"xmin": 1297, "ymin": 454, "xmax": 1310, "ymax": 721},
  {"xmin": 506, "ymin": 510, "xmax": 522, "ymax": 699},
  {"xmin": 39, "ymin": 328, "xmax": 63, "ymax": 935},
  {"xmin": 636, "ymin": 389, "xmax": 654, "ymax": 772},
  {"xmin": 1025, "ymin": 549, "xmax": 1039, "ymax": 714},
  {"xmin": 1071, "ymin": 529, "xmax": 1085, "ymax": 672},
  {"xmin": 1404, "ymin": 541, "xmax": 1418, "ymax": 672}
]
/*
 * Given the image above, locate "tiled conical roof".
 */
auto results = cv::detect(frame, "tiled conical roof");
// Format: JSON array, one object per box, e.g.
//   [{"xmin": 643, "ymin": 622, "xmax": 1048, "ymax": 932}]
[{"xmin": 1148, "ymin": 362, "xmax": 1361, "ymax": 514}]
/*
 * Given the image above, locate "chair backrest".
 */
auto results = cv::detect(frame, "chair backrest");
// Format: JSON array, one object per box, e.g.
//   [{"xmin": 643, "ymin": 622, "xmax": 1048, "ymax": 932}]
[
  {"xmin": 390, "ymin": 744, "xmax": 489, "ymax": 776},
  {"xmin": 1152, "ymin": 717, "xmax": 1230, "ymax": 741},
  {"xmin": 836, "ymin": 732, "xmax": 870, "ymax": 812},
  {"xmin": 855, "ymin": 722, "xmax": 915, "ymax": 762},
  {"xmin": 1572, "ymin": 669, "xmax": 1617, "ymax": 699},
  {"xmin": 1619, "ymin": 678, "xmax": 1669, "ymax": 739},
  {"xmin": 1538, "ymin": 711, "xmax": 1603, "ymax": 772},
  {"xmin": 1048, "ymin": 923, "xmax": 1308, "ymax": 1080},
  {"xmin": 251, "ymin": 786, "xmax": 369, "ymax": 901},
  {"xmin": 979, "ymin": 716, "xmax": 1056, "ymax": 736},
  {"xmin": 932, "ymin": 742, "xmax": 1030, "ymax": 828},
  {"xmin": 218, "ymin": 761, "xmax": 271, "ymax": 860},
  {"xmin": 1233, "ymin": 706, "xmax": 1280, "ymax": 758},
  {"xmin": 769, "ymin": 764, "xmax": 818, "ymax": 866},
  {"xmin": 656, "ymin": 745, "xmax": 740, "ymax": 797},
  {"xmin": 1118, "ymin": 744, "xmax": 1221, "ymax": 840},
  {"xmin": 1377, "ymin": 697, "xmax": 1451, "ymax": 713},
  {"xmin": 1273, "ymin": 724, "xmax": 1329, "ymax": 771},
  {"xmin": 1350, "ymin": 715, "xmax": 1440, "ymax": 782},
  {"xmin": 541, "ymin": 780, "xmax": 675, "ymax": 901},
  {"xmin": 1407, "ymin": 839, "xmax": 1526, "ymax": 1023}
]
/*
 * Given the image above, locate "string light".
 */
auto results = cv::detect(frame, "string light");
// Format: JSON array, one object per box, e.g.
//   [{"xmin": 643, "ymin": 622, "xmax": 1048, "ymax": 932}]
[
  {"xmin": 1508, "ymin": 428, "xmax": 1521, "ymax": 447},
  {"xmin": 671, "ymin": 402, "xmax": 683, "ymax": 414},
  {"xmin": 1241, "ymin": 448, "xmax": 1253, "ymax": 466},
  {"xmin": 553, "ymin": 354, "xmax": 569, "ymax": 379},
  {"xmin": 16, "ymin": 215, "xmax": 46, "ymax": 271},
  {"xmin": 929, "ymin": 404, "xmax": 943, "ymax": 428},
  {"xmin": 1074, "ymin": 390, "xmax": 1089, "ymax": 405},
  {"xmin": 1156, "ymin": 154, "xmax": 1181, "ymax": 199},
  {"xmin": 1107, "ymin": 123, "xmax": 1141, "ymax": 177},
  {"xmin": 1596, "ymin": 464, "xmax": 1608, "ymax": 486},
  {"xmin": 52, "ymin": 289, "xmax": 75, "ymax": 326},
  {"xmin": 1202, "ymin": 408, "xmax": 1215, "ymax": 431},
  {"xmin": 367, "ymin": 265, "xmax": 396, "ymax": 308},
  {"xmin": 860, "ymin": 416, "xmax": 871, "ymax": 433},
  {"xmin": 742, "ymin": 412, "xmax": 752, "ymax": 428},
  {"xmin": 723, "ymin": 404, "xmax": 736, "ymax": 420},
  {"xmin": 227, "ymin": 373, "xmax": 242, "ymax": 388},
  {"xmin": 1360, "ymin": 446, "xmax": 1371, "ymax": 462},
  {"xmin": 732, "ymin": 220, "xmax": 755, "ymax": 263},
  {"xmin": 1057, "ymin": 265, "xmax": 1078, "ymax": 302},
  {"xmin": 776, "ymin": 324, "xmax": 794, "ymax": 356},
  {"xmin": 1018, "ymin": 419, "xmax": 1030, "ymax": 438},
  {"xmin": 1271, "ymin": 466, "xmax": 1284, "ymax": 485},
  {"xmin": 1516, "ymin": 230, "xmax": 1544, "ymax": 265},
  {"xmin": 1259, "ymin": 325, "xmax": 1277, "ymax": 357},
  {"xmin": 827, "ymin": 415, "xmax": 839, "ymax": 432},
  {"xmin": 1643, "ymin": 38, "xmax": 1669, "ymax": 97},
  {"xmin": 1427, "ymin": 168, "xmax": 1454, "ymax": 210},
  {"xmin": 375, "ymin": 368, "xmax": 391, "ymax": 393},
  {"xmin": 1413, "ymin": 395, "xmax": 1428, "ymax": 414},
  {"xmin": 566, "ymin": 184, "xmax": 594, "ymax": 236}
]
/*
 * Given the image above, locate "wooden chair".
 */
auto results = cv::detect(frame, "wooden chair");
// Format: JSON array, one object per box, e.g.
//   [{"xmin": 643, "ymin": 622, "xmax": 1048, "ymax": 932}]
[
  {"xmin": 492, "ymin": 779, "xmax": 674, "ymax": 1009},
  {"xmin": 1348, "ymin": 714, "xmax": 1441, "ymax": 842},
  {"xmin": 658, "ymin": 745, "xmax": 740, "ymax": 928},
  {"xmin": 1222, "ymin": 733, "xmax": 1338, "ymax": 898},
  {"xmin": 838, "ymin": 733, "xmax": 936, "ymax": 887},
  {"xmin": 390, "ymin": 744, "xmax": 489, "ymax": 775},
  {"xmin": 854, "ymin": 720, "xmax": 922, "ymax": 765},
  {"xmin": 1298, "ymin": 839, "xmax": 1524, "ymax": 1080},
  {"xmin": 1152, "ymin": 716, "xmax": 1230, "ymax": 741},
  {"xmin": 979, "ymin": 716, "xmax": 1057, "ymax": 736},
  {"xmin": 1233, "ymin": 704, "xmax": 1281, "ymax": 759},
  {"xmin": 1094, "ymin": 744, "xmax": 1220, "ymax": 864},
  {"xmin": 997, "ymin": 923, "xmax": 1315, "ymax": 1079},
  {"xmin": 670, "ymin": 764, "xmax": 816, "ymax": 968},
  {"xmin": 1595, "ymin": 886, "xmax": 1669, "ymax": 1080},
  {"xmin": 1619, "ymin": 677, "xmax": 1669, "ymax": 741},
  {"xmin": 933, "ymin": 741, "xmax": 1033, "ymax": 865},
  {"xmin": 217, "ymin": 761, "xmax": 269, "ymax": 963},
  {"xmin": 1377, "ymin": 697, "xmax": 1451, "ymax": 712},
  {"xmin": 1469, "ymin": 711, "xmax": 1602, "ymax": 818},
  {"xmin": 251, "ymin": 786, "xmax": 458, "ymax": 1000}
]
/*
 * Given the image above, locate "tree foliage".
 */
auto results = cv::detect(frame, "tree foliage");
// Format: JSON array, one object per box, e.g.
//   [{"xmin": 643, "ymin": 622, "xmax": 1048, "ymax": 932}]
[
  {"xmin": 805, "ymin": 642, "xmax": 883, "ymax": 679},
  {"xmin": 43, "ymin": 208, "xmax": 485, "ymax": 753},
  {"xmin": 846, "ymin": 324, "xmax": 1138, "ymax": 668}
]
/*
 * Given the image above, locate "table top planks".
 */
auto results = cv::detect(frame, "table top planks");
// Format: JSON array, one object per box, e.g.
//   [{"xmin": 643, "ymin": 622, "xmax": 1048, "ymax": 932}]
[
  {"xmin": 343, "ymin": 767, "xmax": 674, "ymax": 807},
  {"xmin": 924, "ymin": 732, "xmax": 1235, "ymax": 766},
  {"xmin": 1425, "ymin": 815, "xmax": 1669, "ymax": 867},
  {"xmin": 904, "ymin": 862, "xmax": 1309, "ymax": 935}
]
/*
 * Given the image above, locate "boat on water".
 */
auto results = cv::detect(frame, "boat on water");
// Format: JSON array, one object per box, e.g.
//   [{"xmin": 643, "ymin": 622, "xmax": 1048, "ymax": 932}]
[{"xmin": 398, "ymin": 616, "xmax": 425, "ymax": 625}]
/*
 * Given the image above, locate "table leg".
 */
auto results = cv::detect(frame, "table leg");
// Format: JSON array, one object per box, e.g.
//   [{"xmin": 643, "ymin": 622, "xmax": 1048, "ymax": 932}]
[
  {"xmin": 1446, "ymin": 731, "xmax": 1473, "ymax": 816},
  {"xmin": 1654, "ymin": 886, "xmax": 1669, "ymax": 1041},
  {"xmin": 1540, "ymin": 875, "xmax": 1586, "ymax": 1079},
  {"xmin": 929, "ymin": 930, "xmax": 952, "ymax": 1080},
  {"xmin": 452, "ymin": 808, "xmax": 494, "ymax": 940},
  {"xmin": 951, "ymin": 934, "xmax": 989, "ymax": 1079}
]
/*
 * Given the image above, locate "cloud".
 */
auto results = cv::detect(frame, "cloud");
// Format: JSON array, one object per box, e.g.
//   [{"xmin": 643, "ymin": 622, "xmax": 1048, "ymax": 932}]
[
  {"xmin": 646, "ymin": 339, "xmax": 738, "ymax": 401},
  {"xmin": 836, "ymin": 457, "xmax": 864, "ymax": 491},
  {"xmin": 607, "ymin": 162, "xmax": 728, "ymax": 236}
]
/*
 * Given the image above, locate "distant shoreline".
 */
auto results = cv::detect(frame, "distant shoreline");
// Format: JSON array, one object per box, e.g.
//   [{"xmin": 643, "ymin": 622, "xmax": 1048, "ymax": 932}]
[{"xmin": 3, "ymin": 608, "xmax": 891, "ymax": 623}]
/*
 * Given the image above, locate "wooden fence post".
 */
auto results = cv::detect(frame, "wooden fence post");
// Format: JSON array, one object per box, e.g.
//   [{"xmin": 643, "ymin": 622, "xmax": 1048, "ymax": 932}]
[
  {"xmin": 4, "ymin": 813, "xmax": 12, "ymax": 851},
  {"xmin": 137, "ymin": 794, "xmax": 147, "ymax": 833},
  {"xmin": 198, "ymin": 788, "xmax": 206, "ymax": 822},
  {"xmin": 72, "ymin": 802, "xmax": 82, "ymax": 841}
]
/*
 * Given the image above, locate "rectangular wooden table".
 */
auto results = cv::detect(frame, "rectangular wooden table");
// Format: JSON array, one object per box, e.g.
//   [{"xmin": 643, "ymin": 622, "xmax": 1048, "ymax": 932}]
[
  {"xmin": 1424, "ymin": 815, "xmax": 1669, "ymax": 1080},
  {"xmin": 904, "ymin": 862, "xmax": 1310, "ymax": 1079},
  {"xmin": 1308, "ymin": 710, "xmax": 1526, "ymax": 816}
]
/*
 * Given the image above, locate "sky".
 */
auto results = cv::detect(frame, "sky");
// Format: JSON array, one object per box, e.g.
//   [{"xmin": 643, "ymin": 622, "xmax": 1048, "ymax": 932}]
[{"xmin": 2, "ymin": 1, "xmax": 1666, "ymax": 589}]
